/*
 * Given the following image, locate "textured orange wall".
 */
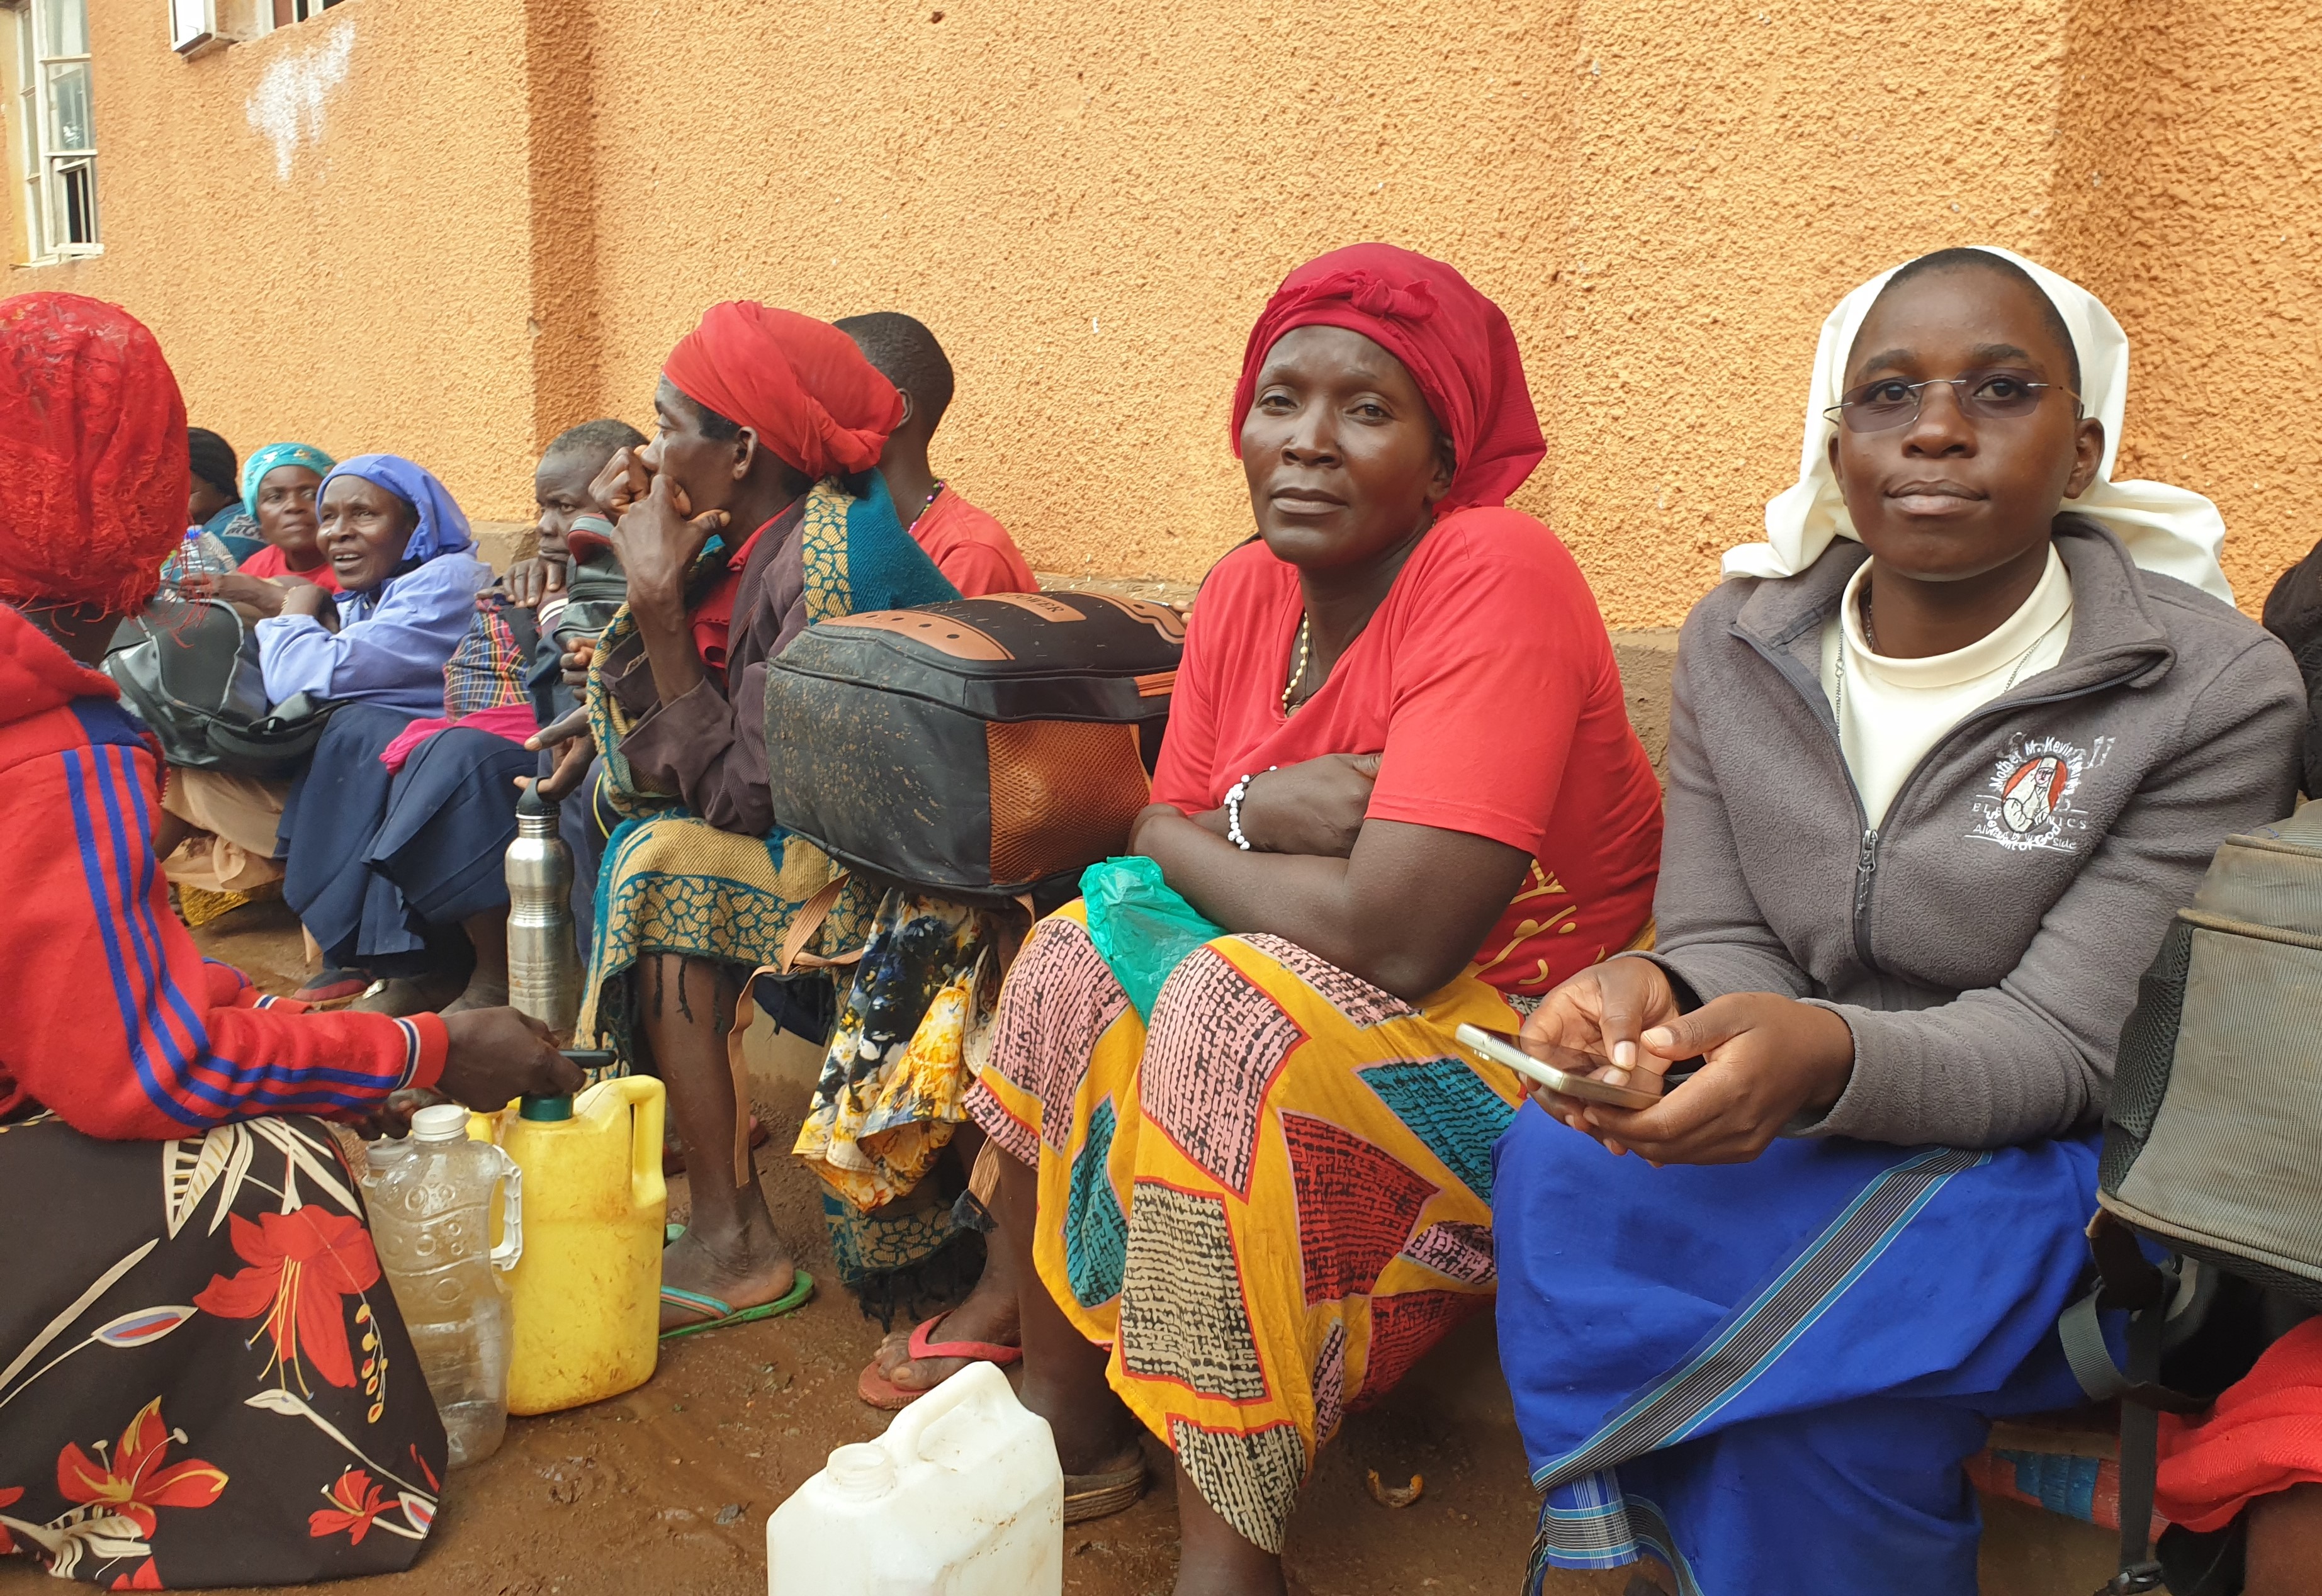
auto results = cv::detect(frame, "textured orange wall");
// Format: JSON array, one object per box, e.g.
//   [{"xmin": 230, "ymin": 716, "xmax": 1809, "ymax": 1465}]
[
  {"xmin": 2047, "ymin": 0, "xmax": 2322, "ymax": 611},
  {"xmin": 578, "ymin": 0, "xmax": 1581, "ymax": 590},
  {"xmin": 1543, "ymin": 0, "xmax": 2080, "ymax": 624},
  {"xmin": 17, "ymin": 1, "xmax": 541, "ymax": 524},
  {"xmin": 23, "ymin": 0, "xmax": 2322, "ymax": 621}
]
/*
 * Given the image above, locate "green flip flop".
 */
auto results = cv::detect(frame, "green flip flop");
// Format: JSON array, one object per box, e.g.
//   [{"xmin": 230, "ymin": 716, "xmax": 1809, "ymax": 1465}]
[{"xmin": 659, "ymin": 1272, "xmax": 814, "ymax": 1340}]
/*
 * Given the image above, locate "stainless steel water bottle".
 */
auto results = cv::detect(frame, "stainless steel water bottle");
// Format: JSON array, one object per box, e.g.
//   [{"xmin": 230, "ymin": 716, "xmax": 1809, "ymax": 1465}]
[{"xmin": 505, "ymin": 786, "xmax": 580, "ymax": 1035}]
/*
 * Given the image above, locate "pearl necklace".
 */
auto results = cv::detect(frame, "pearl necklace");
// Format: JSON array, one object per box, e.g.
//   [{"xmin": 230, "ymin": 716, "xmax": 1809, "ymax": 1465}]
[{"xmin": 1281, "ymin": 612, "xmax": 1312, "ymax": 714}]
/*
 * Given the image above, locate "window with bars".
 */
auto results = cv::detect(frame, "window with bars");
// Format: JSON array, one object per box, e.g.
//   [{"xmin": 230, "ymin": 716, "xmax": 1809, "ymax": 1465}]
[{"xmin": 6, "ymin": 0, "xmax": 98, "ymax": 261}]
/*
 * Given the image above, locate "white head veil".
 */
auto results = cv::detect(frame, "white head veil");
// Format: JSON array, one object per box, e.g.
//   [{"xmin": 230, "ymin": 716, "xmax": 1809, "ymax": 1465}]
[{"xmin": 1722, "ymin": 245, "xmax": 2233, "ymax": 604}]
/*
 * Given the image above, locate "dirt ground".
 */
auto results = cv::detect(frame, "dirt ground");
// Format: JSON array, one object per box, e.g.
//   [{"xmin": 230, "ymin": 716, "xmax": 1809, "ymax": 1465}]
[{"xmin": 0, "ymin": 900, "xmax": 2117, "ymax": 1596}]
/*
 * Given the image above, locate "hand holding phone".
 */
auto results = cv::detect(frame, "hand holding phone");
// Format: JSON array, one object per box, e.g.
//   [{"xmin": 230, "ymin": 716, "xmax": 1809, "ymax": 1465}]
[{"xmin": 1456, "ymin": 1025, "xmax": 1664, "ymax": 1110}]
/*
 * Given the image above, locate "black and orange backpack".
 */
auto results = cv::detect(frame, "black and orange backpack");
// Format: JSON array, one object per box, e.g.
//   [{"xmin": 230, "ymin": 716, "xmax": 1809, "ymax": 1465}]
[{"xmin": 762, "ymin": 592, "xmax": 1184, "ymax": 901}]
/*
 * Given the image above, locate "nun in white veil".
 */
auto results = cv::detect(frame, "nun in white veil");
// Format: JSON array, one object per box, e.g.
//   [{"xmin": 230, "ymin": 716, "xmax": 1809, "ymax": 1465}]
[
  {"xmin": 1492, "ymin": 245, "xmax": 2304, "ymax": 1596},
  {"xmin": 1726, "ymin": 244, "xmax": 2233, "ymax": 605}
]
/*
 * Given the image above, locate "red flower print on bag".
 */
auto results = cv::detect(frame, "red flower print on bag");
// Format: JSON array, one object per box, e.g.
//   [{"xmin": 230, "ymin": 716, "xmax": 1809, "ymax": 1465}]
[
  {"xmin": 193, "ymin": 1208, "xmax": 383, "ymax": 1391},
  {"xmin": 54, "ymin": 1397, "xmax": 228, "ymax": 1536},
  {"xmin": 308, "ymin": 1469, "xmax": 389, "ymax": 1546},
  {"xmin": 0, "ymin": 1484, "xmax": 23, "ymax": 1554},
  {"xmin": 110, "ymin": 1556, "xmax": 162, "ymax": 1589}
]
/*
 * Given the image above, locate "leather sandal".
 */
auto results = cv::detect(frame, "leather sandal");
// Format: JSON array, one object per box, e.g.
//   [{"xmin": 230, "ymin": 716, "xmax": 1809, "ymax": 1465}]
[{"xmin": 1063, "ymin": 1459, "xmax": 1147, "ymax": 1523}]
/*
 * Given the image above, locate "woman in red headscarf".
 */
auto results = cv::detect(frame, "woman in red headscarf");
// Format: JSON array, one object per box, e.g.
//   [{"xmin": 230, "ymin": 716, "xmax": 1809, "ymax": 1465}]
[
  {"xmin": 0, "ymin": 293, "xmax": 578, "ymax": 1586},
  {"xmin": 944, "ymin": 246, "xmax": 1664, "ymax": 1588},
  {"xmin": 533, "ymin": 301, "xmax": 958, "ymax": 1338}
]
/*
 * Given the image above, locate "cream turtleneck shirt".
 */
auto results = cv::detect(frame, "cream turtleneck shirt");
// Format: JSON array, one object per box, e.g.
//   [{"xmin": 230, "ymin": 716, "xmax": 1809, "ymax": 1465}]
[{"xmin": 1818, "ymin": 545, "xmax": 2075, "ymax": 830}]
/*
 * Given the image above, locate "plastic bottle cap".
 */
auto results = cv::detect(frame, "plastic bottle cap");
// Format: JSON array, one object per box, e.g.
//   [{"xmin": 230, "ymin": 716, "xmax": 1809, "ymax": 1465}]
[
  {"xmin": 520, "ymin": 1093, "xmax": 575, "ymax": 1122},
  {"xmin": 410, "ymin": 1104, "xmax": 471, "ymax": 1142}
]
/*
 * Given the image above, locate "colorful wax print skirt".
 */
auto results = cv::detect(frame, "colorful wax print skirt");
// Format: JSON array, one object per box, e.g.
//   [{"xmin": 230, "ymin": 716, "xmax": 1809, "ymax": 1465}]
[
  {"xmin": 796, "ymin": 891, "xmax": 1000, "ymax": 1212},
  {"xmin": 966, "ymin": 901, "xmax": 1526, "ymax": 1554},
  {"xmin": 793, "ymin": 891, "xmax": 1005, "ymax": 1320},
  {"xmin": 0, "ymin": 1112, "xmax": 446, "ymax": 1587},
  {"xmin": 1494, "ymin": 1107, "xmax": 2109, "ymax": 1596},
  {"xmin": 575, "ymin": 814, "xmax": 877, "ymax": 1067}
]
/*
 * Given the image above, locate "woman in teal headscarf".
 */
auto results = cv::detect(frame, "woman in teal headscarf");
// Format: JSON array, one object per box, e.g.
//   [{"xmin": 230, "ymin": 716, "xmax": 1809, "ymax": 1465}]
[
  {"xmin": 234, "ymin": 442, "xmax": 337, "ymax": 585},
  {"xmin": 187, "ymin": 442, "xmax": 341, "ymax": 616}
]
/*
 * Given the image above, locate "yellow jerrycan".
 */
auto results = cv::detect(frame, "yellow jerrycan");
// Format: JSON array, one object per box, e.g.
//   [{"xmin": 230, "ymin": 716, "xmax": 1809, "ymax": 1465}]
[{"xmin": 500, "ymin": 1076, "xmax": 667, "ymax": 1415}]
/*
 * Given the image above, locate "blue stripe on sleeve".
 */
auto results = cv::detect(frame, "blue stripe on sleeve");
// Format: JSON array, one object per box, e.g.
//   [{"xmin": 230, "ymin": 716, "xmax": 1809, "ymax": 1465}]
[
  {"xmin": 60, "ymin": 751, "xmax": 206, "ymax": 1131},
  {"xmin": 91, "ymin": 747, "xmax": 230, "ymax": 1111}
]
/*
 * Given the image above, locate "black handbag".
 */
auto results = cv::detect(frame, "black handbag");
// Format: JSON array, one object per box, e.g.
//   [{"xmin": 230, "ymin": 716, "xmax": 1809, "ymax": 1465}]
[
  {"xmin": 102, "ymin": 599, "xmax": 335, "ymax": 775},
  {"xmin": 763, "ymin": 592, "xmax": 1183, "ymax": 899}
]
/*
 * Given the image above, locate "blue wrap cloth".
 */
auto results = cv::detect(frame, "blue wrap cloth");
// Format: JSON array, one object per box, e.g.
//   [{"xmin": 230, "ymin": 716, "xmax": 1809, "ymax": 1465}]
[{"xmin": 1494, "ymin": 1107, "xmax": 2114, "ymax": 1596}]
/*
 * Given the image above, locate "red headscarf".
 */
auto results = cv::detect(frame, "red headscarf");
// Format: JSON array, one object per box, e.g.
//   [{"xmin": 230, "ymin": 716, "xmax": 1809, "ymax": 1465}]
[
  {"xmin": 1231, "ymin": 244, "xmax": 1545, "ymax": 512},
  {"xmin": 662, "ymin": 303, "xmax": 902, "ymax": 481},
  {"xmin": 0, "ymin": 293, "xmax": 188, "ymax": 614}
]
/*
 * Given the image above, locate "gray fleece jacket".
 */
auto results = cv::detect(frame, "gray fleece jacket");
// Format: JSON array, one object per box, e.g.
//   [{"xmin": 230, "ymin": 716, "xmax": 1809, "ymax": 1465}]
[{"xmin": 1650, "ymin": 517, "xmax": 2303, "ymax": 1149}]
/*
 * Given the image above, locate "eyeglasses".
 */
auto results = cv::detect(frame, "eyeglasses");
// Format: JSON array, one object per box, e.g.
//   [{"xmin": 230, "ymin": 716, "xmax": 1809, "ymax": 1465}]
[{"xmin": 1824, "ymin": 369, "xmax": 2079, "ymax": 434}]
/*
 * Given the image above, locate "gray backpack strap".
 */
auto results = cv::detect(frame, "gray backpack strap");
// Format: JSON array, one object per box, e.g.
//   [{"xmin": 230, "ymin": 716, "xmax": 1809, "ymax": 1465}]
[
  {"xmin": 2100, "ymin": 1301, "xmax": 2167, "ymax": 1595},
  {"xmin": 2060, "ymin": 1287, "xmax": 2131, "ymax": 1402},
  {"xmin": 2081, "ymin": 1214, "xmax": 2208, "ymax": 1595}
]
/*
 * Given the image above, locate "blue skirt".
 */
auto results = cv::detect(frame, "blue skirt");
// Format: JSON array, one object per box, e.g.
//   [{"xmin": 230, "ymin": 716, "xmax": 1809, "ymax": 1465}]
[
  {"xmin": 281, "ymin": 710, "xmax": 533, "ymax": 974},
  {"xmin": 281, "ymin": 704, "xmax": 415, "ymax": 972},
  {"xmin": 366, "ymin": 726, "xmax": 537, "ymax": 936},
  {"xmin": 1492, "ymin": 1102, "xmax": 2107, "ymax": 1596}
]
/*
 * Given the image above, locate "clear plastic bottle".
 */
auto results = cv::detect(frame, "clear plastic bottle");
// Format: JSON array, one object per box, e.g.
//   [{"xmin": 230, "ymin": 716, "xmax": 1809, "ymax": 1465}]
[
  {"xmin": 367, "ymin": 1104, "xmax": 523, "ymax": 1466},
  {"xmin": 164, "ymin": 526, "xmax": 237, "ymax": 588}
]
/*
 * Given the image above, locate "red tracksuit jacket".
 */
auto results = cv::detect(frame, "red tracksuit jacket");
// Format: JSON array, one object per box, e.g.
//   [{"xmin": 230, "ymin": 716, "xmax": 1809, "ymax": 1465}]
[{"xmin": 0, "ymin": 605, "xmax": 446, "ymax": 1138}]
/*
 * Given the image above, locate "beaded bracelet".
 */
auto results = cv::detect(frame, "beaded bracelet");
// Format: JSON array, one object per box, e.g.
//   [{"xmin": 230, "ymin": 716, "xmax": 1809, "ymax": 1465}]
[{"xmin": 1225, "ymin": 767, "xmax": 1277, "ymax": 851}]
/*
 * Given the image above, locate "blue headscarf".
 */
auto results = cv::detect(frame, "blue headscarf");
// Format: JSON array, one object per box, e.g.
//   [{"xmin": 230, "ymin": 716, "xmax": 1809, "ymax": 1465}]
[
  {"xmin": 316, "ymin": 453, "xmax": 474, "ymax": 563},
  {"xmin": 239, "ymin": 441, "xmax": 335, "ymax": 516}
]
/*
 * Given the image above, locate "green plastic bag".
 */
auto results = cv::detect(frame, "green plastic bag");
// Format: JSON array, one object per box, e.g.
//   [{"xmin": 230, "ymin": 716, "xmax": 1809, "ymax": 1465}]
[{"xmin": 1080, "ymin": 856, "xmax": 1226, "ymax": 1020}]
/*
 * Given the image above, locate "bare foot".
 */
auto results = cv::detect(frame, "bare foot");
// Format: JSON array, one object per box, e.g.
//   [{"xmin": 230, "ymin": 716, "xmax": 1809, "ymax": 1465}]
[
  {"xmin": 351, "ymin": 969, "xmax": 466, "ymax": 1016},
  {"xmin": 441, "ymin": 977, "xmax": 510, "ymax": 1015},
  {"xmin": 869, "ymin": 1273, "xmax": 1022, "ymax": 1395},
  {"xmin": 659, "ymin": 1217, "xmax": 797, "ymax": 1332}
]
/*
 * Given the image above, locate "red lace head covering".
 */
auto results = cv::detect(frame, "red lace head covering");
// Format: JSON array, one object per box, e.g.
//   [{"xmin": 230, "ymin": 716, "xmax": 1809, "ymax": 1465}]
[
  {"xmin": 1231, "ymin": 244, "xmax": 1545, "ymax": 512},
  {"xmin": 661, "ymin": 303, "xmax": 902, "ymax": 481},
  {"xmin": 0, "ymin": 293, "xmax": 188, "ymax": 614}
]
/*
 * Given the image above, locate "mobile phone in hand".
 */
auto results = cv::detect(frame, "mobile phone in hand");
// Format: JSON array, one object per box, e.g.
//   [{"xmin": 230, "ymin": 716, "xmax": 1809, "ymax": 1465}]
[{"xmin": 1455, "ymin": 1024, "xmax": 1664, "ymax": 1110}]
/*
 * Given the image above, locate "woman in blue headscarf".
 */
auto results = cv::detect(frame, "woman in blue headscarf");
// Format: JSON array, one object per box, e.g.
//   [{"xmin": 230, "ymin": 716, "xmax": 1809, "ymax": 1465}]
[
  {"xmin": 256, "ymin": 454, "xmax": 488, "ymax": 707},
  {"xmin": 157, "ymin": 456, "xmax": 489, "ymax": 943},
  {"xmin": 164, "ymin": 451, "xmax": 490, "ymax": 1013}
]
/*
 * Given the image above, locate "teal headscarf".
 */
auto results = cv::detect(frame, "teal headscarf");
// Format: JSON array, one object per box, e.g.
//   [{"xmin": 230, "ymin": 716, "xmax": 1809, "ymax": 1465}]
[{"xmin": 239, "ymin": 441, "xmax": 335, "ymax": 516}]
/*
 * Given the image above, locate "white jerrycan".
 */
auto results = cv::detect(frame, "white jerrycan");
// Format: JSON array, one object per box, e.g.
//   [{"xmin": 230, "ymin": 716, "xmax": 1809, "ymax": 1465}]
[{"xmin": 766, "ymin": 1361, "xmax": 1062, "ymax": 1595}]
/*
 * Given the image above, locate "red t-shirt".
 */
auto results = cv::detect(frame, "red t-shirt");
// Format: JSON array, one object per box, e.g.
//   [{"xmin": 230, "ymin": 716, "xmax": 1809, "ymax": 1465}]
[
  {"xmin": 911, "ymin": 487, "xmax": 1039, "ymax": 597},
  {"xmin": 1151, "ymin": 507, "xmax": 1664, "ymax": 997},
  {"xmin": 689, "ymin": 520, "xmax": 771, "ymax": 678},
  {"xmin": 237, "ymin": 542, "xmax": 341, "ymax": 590}
]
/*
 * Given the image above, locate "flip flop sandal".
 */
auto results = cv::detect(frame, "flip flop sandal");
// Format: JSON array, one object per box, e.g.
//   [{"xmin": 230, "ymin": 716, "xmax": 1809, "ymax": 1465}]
[
  {"xmin": 663, "ymin": 1115, "xmax": 769, "ymax": 1176},
  {"xmin": 1063, "ymin": 1459, "xmax": 1147, "ymax": 1524},
  {"xmin": 856, "ymin": 1315, "xmax": 1025, "ymax": 1410},
  {"xmin": 658, "ymin": 1272, "xmax": 814, "ymax": 1340},
  {"xmin": 292, "ymin": 969, "xmax": 370, "ymax": 1007}
]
